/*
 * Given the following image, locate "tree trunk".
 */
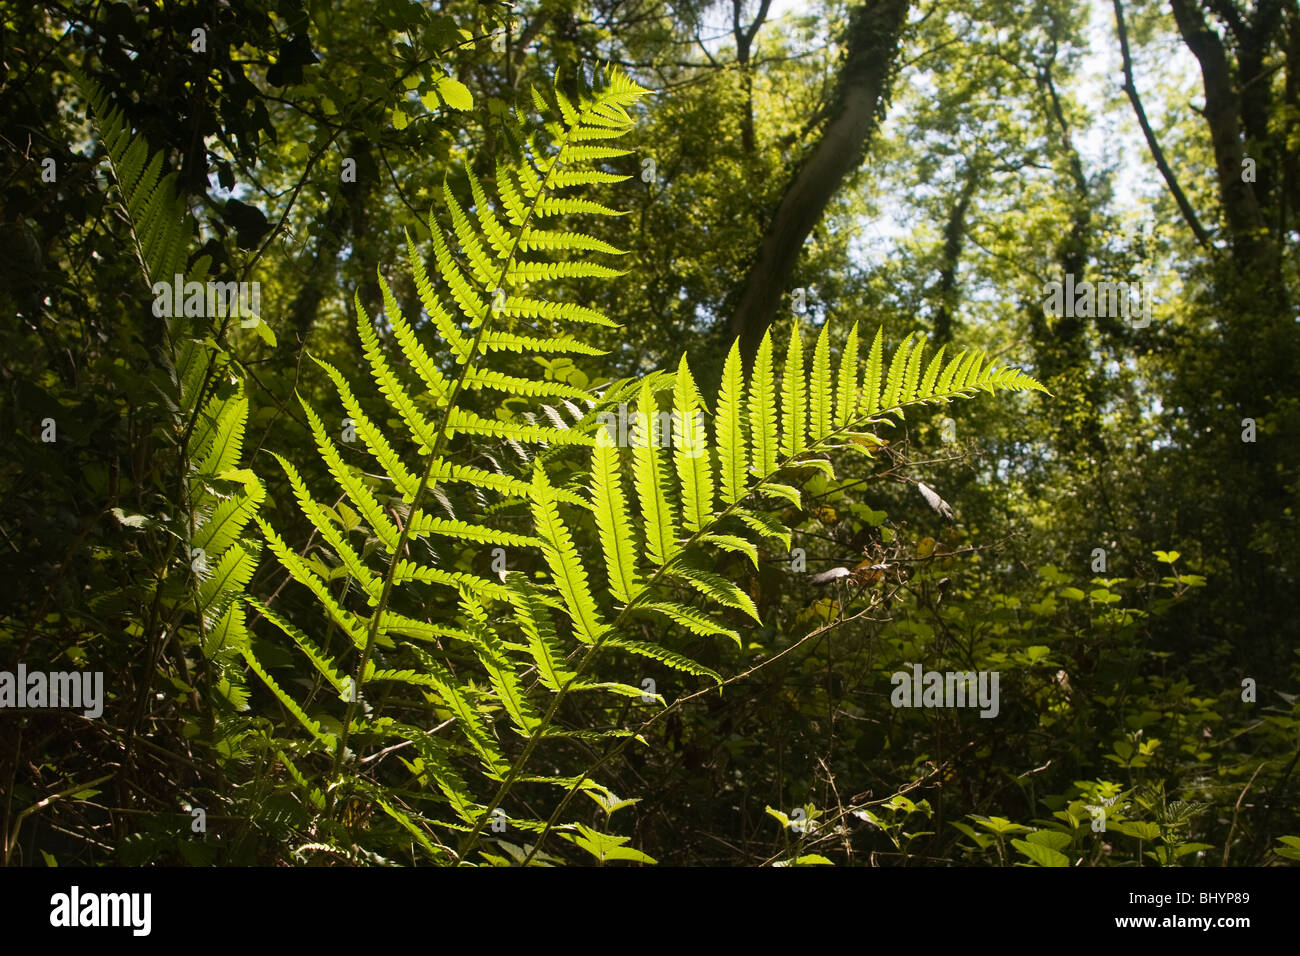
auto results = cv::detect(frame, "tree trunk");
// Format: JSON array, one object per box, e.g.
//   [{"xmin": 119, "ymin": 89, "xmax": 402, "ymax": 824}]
[
  {"xmin": 932, "ymin": 163, "xmax": 978, "ymax": 345},
  {"xmin": 1169, "ymin": 0, "xmax": 1279, "ymax": 282},
  {"xmin": 728, "ymin": 0, "xmax": 910, "ymax": 364}
]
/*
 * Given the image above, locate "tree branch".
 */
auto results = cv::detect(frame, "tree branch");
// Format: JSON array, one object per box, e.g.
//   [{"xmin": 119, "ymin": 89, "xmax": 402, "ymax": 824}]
[{"xmin": 1113, "ymin": 0, "xmax": 1213, "ymax": 249}]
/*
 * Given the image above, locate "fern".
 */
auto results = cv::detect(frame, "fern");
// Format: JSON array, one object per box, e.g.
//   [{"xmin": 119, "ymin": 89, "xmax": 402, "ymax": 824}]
[
  {"xmin": 77, "ymin": 75, "xmax": 265, "ymax": 719},
  {"xmin": 252, "ymin": 64, "xmax": 1046, "ymax": 866}
]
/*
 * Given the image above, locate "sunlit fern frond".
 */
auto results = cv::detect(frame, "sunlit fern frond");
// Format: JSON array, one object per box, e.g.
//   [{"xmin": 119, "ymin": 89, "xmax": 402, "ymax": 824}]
[
  {"xmin": 76, "ymin": 74, "xmax": 264, "ymax": 714},
  {"xmin": 251, "ymin": 63, "xmax": 1046, "ymax": 867}
]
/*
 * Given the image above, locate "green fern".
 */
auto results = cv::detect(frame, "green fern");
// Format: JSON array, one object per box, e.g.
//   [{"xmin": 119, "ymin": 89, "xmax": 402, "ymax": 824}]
[
  {"xmin": 252, "ymin": 64, "xmax": 1046, "ymax": 866},
  {"xmin": 78, "ymin": 74, "xmax": 265, "ymax": 715}
]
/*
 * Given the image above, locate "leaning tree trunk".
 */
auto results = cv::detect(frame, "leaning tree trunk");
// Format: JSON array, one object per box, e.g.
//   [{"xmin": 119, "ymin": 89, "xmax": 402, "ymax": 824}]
[{"xmin": 728, "ymin": 0, "xmax": 910, "ymax": 365}]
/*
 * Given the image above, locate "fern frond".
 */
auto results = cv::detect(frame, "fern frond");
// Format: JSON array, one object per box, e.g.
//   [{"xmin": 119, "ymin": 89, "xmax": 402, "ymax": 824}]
[
  {"xmin": 507, "ymin": 259, "xmax": 625, "ymax": 282},
  {"xmin": 780, "ymin": 323, "xmax": 806, "ymax": 457},
  {"xmin": 479, "ymin": 329, "xmax": 605, "ymax": 356},
  {"xmin": 392, "ymin": 560, "xmax": 510, "ymax": 600},
  {"xmin": 810, "ymin": 323, "xmax": 833, "ymax": 441},
  {"xmin": 631, "ymin": 380, "xmax": 680, "ymax": 566},
  {"xmin": 900, "ymin": 333, "xmax": 925, "ymax": 405},
  {"xmin": 429, "ymin": 214, "xmax": 490, "ymax": 327},
  {"xmin": 506, "ymin": 575, "xmax": 576, "ymax": 692},
  {"xmin": 413, "ymin": 652, "xmax": 508, "ymax": 777},
  {"xmin": 375, "ymin": 798, "xmax": 448, "ymax": 862},
  {"xmin": 406, "ymin": 230, "xmax": 473, "ymax": 363},
  {"xmin": 444, "ymin": 178, "xmax": 498, "ymax": 286},
  {"xmin": 936, "ymin": 348, "xmax": 968, "ymax": 394},
  {"xmin": 749, "ymin": 330, "xmax": 778, "ymax": 478},
  {"xmin": 603, "ymin": 637, "xmax": 722, "ymax": 683},
  {"xmin": 359, "ymin": 287, "xmax": 440, "ymax": 451},
  {"xmin": 862, "ymin": 325, "xmax": 884, "ymax": 415},
  {"xmin": 468, "ymin": 610, "xmax": 541, "ymax": 737},
  {"xmin": 498, "ymin": 295, "xmax": 617, "ymax": 327},
  {"xmin": 272, "ymin": 451, "xmax": 383, "ymax": 604},
  {"xmin": 466, "ymin": 166, "xmax": 512, "ymax": 257},
  {"xmin": 298, "ymin": 396, "xmax": 401, "ymax": 550},
  {"xmin": 202, "ymin": 601, "xmax": 250, "ymax": 659},
  {"xmin": 518, "ymin": 227, "xmax": 625, "ymax": 256},
  {"xmin": 255, "ymin": 516, "xmax": 376, "ymax": 650},
  {"xmin": 734, "ymin": 506, "xmax": 793, "ymax": 551},
  {"xmin": 312, "ymin": 357, "xmax": 423, "ymax": 502},
  {"xmin": 78, "ymin": 72, "xmax": 191, "ymax": 285},
  {"xmin": 462, "ymin": 368, "xmax": 591, "ymax": 400},
  {"xmin": 673, "ymin": 356, "xmax": 713, "ymax": 533},
  {"xmin": 197, "ymin": 540, "xmax": 259, "ymax": 619},
  {"xmin": 406, "ymin": 512, "xmax": 540, "ymax": 547},
  {"xmin": 918, "ymin": 344, "xmax": 946, "ymax": 401},
  {"xmin": 631, "ymin": 602, "xmax": 741, "ymax": 646},
  {"xmin": 437, "ymin": 458, "xmax": 585, "ymax": 507},
  {"xmin": 716, "ymin": 342, "xmax": 747, "ymax": 505},
  {"xmin": 194, "ymin": 390, "xmax": 248, "ymax": 479},
  {"xmin": 248, "ymin": 597, "xmax": 350, "ymax": 697},
  {"xmin": 962, "ymin": 350, "xmax": 987, "ymax": 388},
  {"xmin": 377, "ymin": 613, "xmax": 481, "ymax": 646},
  {"xmin": 590, "ymin": 436, "xmax": 641, "ymax": 604},
  {"xmin": 879, "ymin": 332, "xmax": 913, "ymax": 412},
  {"xmin": 532, "ymin": 466, "xmax": 606, "ymax": 644},
  {"xmin": 670, "ymin": 560, "xmax": 762, "ymax": 622},
  {"xmin": 242, "ymin": 647, "xmax": 337, "ymax": 748},
  {"xmin": 835, "ymin": 322, "xmax": 860, "ymax": 427},
  {"xmin": 446, "ymin": 407, "xmax": 595, "ymax": 446},
  {"xmin": 698, "ymin": 532, "xmax": 759, "ymax": 568},
  {"xmin": 192, "ymin": 474, "xmax": 265, "ymax": 556}
]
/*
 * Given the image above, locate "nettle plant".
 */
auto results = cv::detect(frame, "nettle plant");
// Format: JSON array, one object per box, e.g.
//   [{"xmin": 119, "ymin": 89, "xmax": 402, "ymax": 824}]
[{"xmin": 232, "ymin": 65, "xmax": 1046, "ymax": 865}]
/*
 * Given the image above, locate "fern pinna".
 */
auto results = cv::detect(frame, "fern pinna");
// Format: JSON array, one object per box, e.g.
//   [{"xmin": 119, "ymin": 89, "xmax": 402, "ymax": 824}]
[{"xmin": 253, "ymin": 65, "xmax": 1045, "ymax": 865}]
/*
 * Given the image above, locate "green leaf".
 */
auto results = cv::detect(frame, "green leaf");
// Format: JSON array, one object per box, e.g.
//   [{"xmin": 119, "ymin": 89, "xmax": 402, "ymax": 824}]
[
  {"xmin": 1025, "ymin": 829, "xmax": 1072, "ymax": 852},
  {"xmin": 1011, "ymin": 838, "xmax": 1070, "ymax": 867},
  {"xmin": 1114, "ymin": 821, "xmax": 1162, "ymax": 840},
  {"xmin": 561, "ymin": 823, "xmax": 656, "ymax": 864},
  {"xmin": 437, "ymin": 77, "xmax": 473, "ymax": 111}
]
